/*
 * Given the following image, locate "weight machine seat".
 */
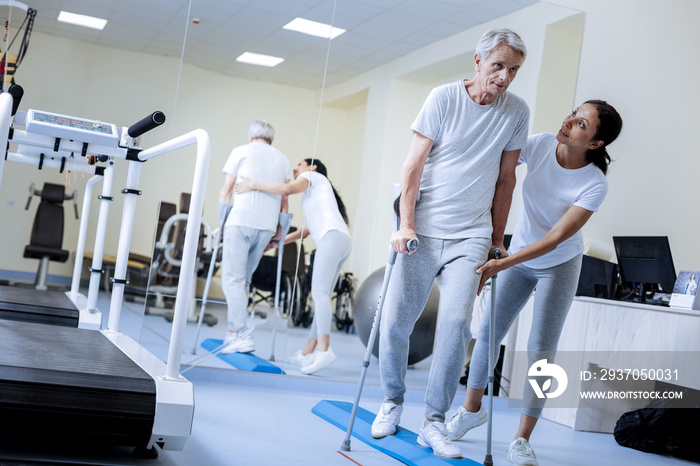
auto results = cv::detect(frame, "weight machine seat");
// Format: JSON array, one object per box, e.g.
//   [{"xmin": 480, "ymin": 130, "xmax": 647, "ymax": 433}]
[
  {"xmin": 0, "ymin": 319, "xmax": 156, "ymax": 447},
  {"xmin": 23, "ymin": 244, "xmax": 69, "ymax": 262},
  {"xmin": 23, "ymin": 183, "xmax": 69, "ymax": 263}
]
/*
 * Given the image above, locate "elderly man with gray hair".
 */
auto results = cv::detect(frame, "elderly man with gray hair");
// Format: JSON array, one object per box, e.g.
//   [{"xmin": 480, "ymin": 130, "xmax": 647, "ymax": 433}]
[
  {"xmin": 218, "ymin": 120, "xmax": 290, "ymax": 354},
  {"xmin": 370, "ymin": 28, "xmax": 530, "ymax": 459}
]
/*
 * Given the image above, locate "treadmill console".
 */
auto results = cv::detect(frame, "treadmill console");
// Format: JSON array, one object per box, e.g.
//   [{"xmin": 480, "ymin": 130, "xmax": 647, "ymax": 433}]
[{"xmin": 25, "ymin": 109, "xmax": 119, "ymax": 146}]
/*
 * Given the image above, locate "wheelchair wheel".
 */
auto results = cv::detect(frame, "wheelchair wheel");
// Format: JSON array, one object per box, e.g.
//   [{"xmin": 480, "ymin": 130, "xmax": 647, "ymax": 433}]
[
  {"xmin": 287, "ymin": 277, "xmax": 306, "ymax": 327},
  {"xmin": 334, "ymin": 291, "xmax": 353, "ymax": 331},
  {"xmin": 298, "ymin": 296, "xmax": 311, "ymax": 328},
  {"xmin": 279, "ymin": 274, "xmax": 292, "ymax": 317},
  {"xmin": 333, "ymin": 273, "xmax": 354, "ymax": 332}
]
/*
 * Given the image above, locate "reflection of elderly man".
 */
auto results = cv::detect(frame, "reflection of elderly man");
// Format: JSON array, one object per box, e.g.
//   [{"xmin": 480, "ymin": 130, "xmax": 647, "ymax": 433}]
[
  {"xmin": 685, "ymin": 273, "xmax": 697, "ymax": 295},
  {"xmin": 218, "ymin": 120, "xmax": 289, "ymax": 354},
  {"xmin": 371, "ymin": 28, "xmax": 530, "ymax": 459}
]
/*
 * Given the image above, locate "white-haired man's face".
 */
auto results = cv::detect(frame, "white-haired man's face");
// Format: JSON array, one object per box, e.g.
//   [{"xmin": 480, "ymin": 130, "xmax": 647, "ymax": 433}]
[{"xmin": 474, "ymin": 43, "xmax": 524, "ymax": 98}]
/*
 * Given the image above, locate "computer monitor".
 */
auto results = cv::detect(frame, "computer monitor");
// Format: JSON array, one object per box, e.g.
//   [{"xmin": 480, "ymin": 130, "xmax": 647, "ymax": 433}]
[
  {"xmin": 613, "ymin": 236, "xmax": 677, "ymax": 303},
  {"xmin": 576, "ymin": 255, "xmax": 618, "ymax": 299}
]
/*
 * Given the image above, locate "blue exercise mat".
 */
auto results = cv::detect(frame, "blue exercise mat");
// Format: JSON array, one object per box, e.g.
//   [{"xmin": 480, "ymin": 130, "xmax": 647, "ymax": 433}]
[
  {"xmin": 200, "ymin": 338, "xmax": 285, "ymax": 374},
  {"xmin": 312, "ymin": 400, "xmax": 481, "ymax": 465}
]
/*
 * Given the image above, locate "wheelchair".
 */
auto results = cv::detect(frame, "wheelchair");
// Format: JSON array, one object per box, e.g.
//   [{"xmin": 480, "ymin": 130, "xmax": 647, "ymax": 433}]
[
  {"xmin": 294, "ymin": 250, "xmax": 355, "ymax": 332},
  {"xmin": 248, "ymin": 228, "xmax": 312, "ymax": 327}
]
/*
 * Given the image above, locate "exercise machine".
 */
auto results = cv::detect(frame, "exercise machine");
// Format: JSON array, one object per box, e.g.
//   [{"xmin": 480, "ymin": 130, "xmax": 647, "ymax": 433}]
[
  {"xmin": 0, "ymin": 85, "xmax": 114, "ymax": 329},
  {"xmin": 146, "ymin": 193, "xmax": 218, "ymax": 327},
  {"xmin": 22, "ymin": 181, "xmax": 78, "ymax": 290},
  {"xmin": 0, "ymin": 87, "xmax": 209, "ymax": 456}
]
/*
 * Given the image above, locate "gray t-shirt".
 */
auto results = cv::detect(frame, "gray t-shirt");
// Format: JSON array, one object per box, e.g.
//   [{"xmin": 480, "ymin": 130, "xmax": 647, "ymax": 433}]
[{"xmin": 410, "ymin": 80, "xmax": 529, "ymax": 239}]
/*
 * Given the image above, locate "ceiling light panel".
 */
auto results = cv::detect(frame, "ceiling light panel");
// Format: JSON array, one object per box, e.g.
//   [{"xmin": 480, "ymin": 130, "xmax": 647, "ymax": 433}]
[
  {"xmin": 283, "ymin": 18, "xmax": 346, "ymax": 39},
  {"xmin": 57, "ymin": 11, "xmax": 107, "ymax": 30},
  {"xmin": 236, "ymin": 52, "xmax": 285, "ymax": 67}
]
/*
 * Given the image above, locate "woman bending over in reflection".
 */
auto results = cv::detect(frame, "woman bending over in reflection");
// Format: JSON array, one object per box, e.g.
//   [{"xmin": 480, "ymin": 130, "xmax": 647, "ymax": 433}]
[{"xmin": 235, "ymin": 158, "xmax": 351, "ymax": 375}]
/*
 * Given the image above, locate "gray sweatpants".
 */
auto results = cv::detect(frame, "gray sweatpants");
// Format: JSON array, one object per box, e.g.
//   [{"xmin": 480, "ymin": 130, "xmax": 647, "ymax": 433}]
[
  {"xmin": 222, "ymin": 225, "xmax": 274, "ymax": 332},
  {"xmin": 467, "ymin": 254, "xmax": 582, "ymax": 418},
  {"xmin": 379, "ymin": 234, "xmax": 490, "ymax": 422},
  {"xmin": 307, "ymin": 230, "xmax": 352, "ymax": 339}
]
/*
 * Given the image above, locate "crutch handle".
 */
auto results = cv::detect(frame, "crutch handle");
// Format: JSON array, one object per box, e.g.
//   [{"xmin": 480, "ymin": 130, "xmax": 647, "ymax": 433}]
[
  {"xmin": 406, "ymin": 238, "xmax": 418, "ymax": 252},
  {"xmin": 492, "ymin": 248, "xmax": 502, "ymax": 260}
]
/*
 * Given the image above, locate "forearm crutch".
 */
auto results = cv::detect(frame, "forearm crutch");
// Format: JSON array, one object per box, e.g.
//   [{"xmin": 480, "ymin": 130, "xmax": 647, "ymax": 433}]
[
  {"xmin": 483, "ymin": 248, "xmax": 502, "ymax": 466},
  {"xmin": 269, "ymin": 212, "xmax": 293, "ymax": 361},
  {"xmin": 341, "ymin": 184, "xmax": 418, "ymax": 452},
  {"xmin": 190, "ymin": 209, "xmax": 230, "ymax": 354}
]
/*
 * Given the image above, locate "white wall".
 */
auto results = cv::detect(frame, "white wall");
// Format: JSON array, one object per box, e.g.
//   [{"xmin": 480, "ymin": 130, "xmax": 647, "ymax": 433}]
[
  {"xmin": 0, "ymin": 32, "xmax": 353, "ymax": 279},
  {"xmin": 545, "ymin": 0, "xmax": 700, "ymax": 273}
]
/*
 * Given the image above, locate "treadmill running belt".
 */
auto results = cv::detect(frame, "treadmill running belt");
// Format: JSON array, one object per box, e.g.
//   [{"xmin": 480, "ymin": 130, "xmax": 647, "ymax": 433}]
[
  {"xmin": 0, "ymin": 320, "xmax": 156, "ymax": 447},
  {"xmin": 0, "ymin": 284, "xmax": 79, "ymax": 327}
]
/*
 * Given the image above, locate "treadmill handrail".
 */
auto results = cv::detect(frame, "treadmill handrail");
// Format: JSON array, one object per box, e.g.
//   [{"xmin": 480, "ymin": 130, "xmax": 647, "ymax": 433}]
[{"xmin": 138, "ymin": 129, "xmax": 211, "ymax": 380}]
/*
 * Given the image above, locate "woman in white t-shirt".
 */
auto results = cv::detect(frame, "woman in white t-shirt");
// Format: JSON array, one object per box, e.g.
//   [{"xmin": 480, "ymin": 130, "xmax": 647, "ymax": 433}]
[
  {"xmin": 235, "ymin": 158, "xmax": 352, "ymax": 375},
  {"xmin": 445, "ymin": 100, "xmax": 623, "ymax": 465}
]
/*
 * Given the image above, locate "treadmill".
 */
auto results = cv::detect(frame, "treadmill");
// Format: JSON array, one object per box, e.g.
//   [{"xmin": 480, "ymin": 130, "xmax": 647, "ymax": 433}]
[
  {"xmin": 0, "ymin": 285, "xmax": 79, "ymax": 327},
  {"xmin": 0, "ymin": 87, "xmax": 208, "ymax": 456},
  {"xmin": 0, "ymin": 107, "xmax": 118, "ymax": 330}
]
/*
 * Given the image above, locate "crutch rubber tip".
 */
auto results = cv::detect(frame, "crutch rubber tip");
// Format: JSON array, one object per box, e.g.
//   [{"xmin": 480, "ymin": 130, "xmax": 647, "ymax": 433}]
[
  {"xmin": 340, "ymin": 440, "xmax": 351, "ymax": 451},
  {"xmin": 483, "ymin": 455, "xmax": 493, "ymax": 466}
]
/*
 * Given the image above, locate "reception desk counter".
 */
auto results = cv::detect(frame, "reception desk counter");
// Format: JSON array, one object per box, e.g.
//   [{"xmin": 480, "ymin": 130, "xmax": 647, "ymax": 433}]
[{"xmin": 471, "ymin": 293, "xmax": 700, "ymax": 433}]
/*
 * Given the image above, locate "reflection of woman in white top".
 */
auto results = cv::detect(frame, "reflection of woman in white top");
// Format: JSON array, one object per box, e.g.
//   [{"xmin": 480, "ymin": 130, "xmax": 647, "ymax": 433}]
[
  {"xmin": 685, "ymin": 273, "xmax": 697, "ymax": 295},
  {"xmin": 235, "ymin": 158, "xmax": 352, "ymax": 375},
  {"xmin": 445, "ymin": 100, "xmax": 623, "ymax": 465}
]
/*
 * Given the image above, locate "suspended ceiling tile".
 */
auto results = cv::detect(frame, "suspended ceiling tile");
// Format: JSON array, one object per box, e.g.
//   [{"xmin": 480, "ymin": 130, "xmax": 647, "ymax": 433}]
[
  {"xmin": 18, "ymin": 0, "xmax": 538, "ymax": 90},
  {"xmin": 370, "ymin": 9, "xmax": 436, "ymax": 30},
  {"xmin": 393, "ymin": 0, "xmax": 464, "ymax": 20}
]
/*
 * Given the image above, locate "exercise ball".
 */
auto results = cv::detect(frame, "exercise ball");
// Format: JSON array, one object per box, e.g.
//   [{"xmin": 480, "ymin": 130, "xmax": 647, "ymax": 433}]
[{"xmin": 354, "ymin": 267, "xmax": 439, "ymax": 365}]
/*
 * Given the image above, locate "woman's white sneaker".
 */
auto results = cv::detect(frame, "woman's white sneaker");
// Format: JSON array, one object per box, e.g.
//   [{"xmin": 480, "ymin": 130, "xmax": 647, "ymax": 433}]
[
  {"xmin": 289, "ymin": 350, "xmax": 314, "ymax": 366},
  {"xmin": 508, "ymin": 437, "xmax": 538, "ymax": 465},
  {"xmin": 417, "ymin": 421, "xmax": 462, "ymax": 459},
  {"xmin": 445, "ymin": 404, "xmax": 487, "ymax": 440},
  {"xmin": 300, "ymin": 347, "xmax": 337, "ymax": 374},
  {"xmin": 371, "ymin": 403, "xmax": 403, "ymax": 438}
]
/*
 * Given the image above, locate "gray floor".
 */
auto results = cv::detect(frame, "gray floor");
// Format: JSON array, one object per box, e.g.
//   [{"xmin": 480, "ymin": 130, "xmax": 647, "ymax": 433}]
[{"xmin": 1, "ymin": 289, "xmax": 695, "ymax": 466}]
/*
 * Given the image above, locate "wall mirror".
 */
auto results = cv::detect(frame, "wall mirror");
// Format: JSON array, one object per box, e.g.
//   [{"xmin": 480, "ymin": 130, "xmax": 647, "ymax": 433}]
[{"xmin": 0, "ymin": 0, "xmax": 584, "ymax": 388}]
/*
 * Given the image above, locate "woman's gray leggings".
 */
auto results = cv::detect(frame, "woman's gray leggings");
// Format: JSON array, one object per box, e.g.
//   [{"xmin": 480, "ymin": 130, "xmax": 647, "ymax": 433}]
[
  {"xmin": 466, "ymin": 254, "xmax": 582, "ymax": 419},
  {"xmin": 307, "ymin": 230, "xmax": 352, "ymax": 339}
]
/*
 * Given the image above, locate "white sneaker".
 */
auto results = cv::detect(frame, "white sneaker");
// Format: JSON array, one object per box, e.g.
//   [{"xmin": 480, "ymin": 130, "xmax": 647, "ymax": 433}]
[
  {"xmin": 445, "ymin": 404, "xmax": 487, "ymax": 440},
  {"xmin": 417, "ymin": 421, "xmax": 462, "ymax": 459},
  {"xmin": 371, "ymin": 402, "xmax": 403, "ymax": 438},
  {"xmin": 508, "ymin": 437, "xmax": 538, "ymax": 465},
  {"xmin": 300, "ymin": 347, "xmax": 337, "ymax": 374},
  {"xmin": 289, "ymin": 350, "xmax": 314, "ymax": 366},
  {"xmin": 221, "ymin": 331, "xmax": 255, "ymax": 354}
]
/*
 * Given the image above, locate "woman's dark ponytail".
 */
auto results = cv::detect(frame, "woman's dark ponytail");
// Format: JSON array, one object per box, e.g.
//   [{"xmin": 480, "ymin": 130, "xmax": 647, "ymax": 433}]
[
  {"xmin": 584, "ymin": 99, "xmax": 623, "ymax": 175},
  {"xmin": 304, "ymin": 158, "xmax": 349, "ymax": 225}
]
